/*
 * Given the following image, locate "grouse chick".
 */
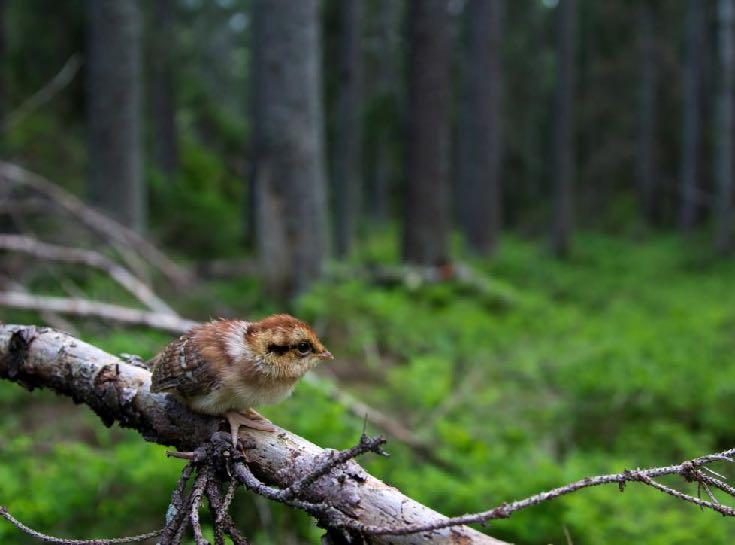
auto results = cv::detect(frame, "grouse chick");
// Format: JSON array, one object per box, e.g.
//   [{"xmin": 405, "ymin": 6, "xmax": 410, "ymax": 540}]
[{"xmin": 149, "ymin": 314, "xmax": 333, "ymax": 447}]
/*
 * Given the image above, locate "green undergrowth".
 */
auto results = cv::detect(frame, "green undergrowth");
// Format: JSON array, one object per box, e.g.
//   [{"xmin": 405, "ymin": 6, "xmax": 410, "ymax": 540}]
[{"xmin": 2, "ymin": 233, "xmax": 735, "ymax": 544}]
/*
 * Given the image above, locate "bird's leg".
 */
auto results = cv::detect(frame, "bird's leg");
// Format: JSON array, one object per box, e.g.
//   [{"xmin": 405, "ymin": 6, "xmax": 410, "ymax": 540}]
[
  {"xmin": 225, "ymin": 410, "xmax": 276, "ymax": 449},
  {"xmin": 242, "ymin": 407, "xmax": 275, "ymax": 428}
]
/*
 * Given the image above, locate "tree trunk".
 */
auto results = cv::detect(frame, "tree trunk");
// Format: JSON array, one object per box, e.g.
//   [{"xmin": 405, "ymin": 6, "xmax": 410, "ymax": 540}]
[
  {"xmin": 149, "ymin": 0, "xmax": 179, "ymax": 179},
  {"xmin": 251, "ymin": 0, "xmax": 329, "ymax": 296},
  {"xmin": 0, "ymin": 0, "xmax": 10, "ymax": 235},
  {"xmin": 403, "ymin": 0, "xmax": 451, "ymax": 265},
  {"xmin": 551, "ymin": 0, "xmax": 576, "ymax": 258},
  {"xmin": 457, "ymin": 0, "xmax": 504, "ymax": 256},
  {"xmin": 679, "ymin": 0, "xmax": 704, "ymax": 230},
  {"xmin": 333, "ymin": 0, "xmax": 364, "ymax": 257},
  {"xmin": 0, "ymin": 0, "xmax": 6, "ymax": 129},
  {"xmin": 716, "ymin": 0, "xmax": 735, "ymax": 253},
  {"xmin": 87, "ymin": 0, "xmax": 144, "ymax": 232},
  {"xmin": 365, "ymin": 0, "xmax": 403, "ymax": 225},
  {"xmin": 636, "ymin": 1, "xmax": 658, "ymax": 225}
]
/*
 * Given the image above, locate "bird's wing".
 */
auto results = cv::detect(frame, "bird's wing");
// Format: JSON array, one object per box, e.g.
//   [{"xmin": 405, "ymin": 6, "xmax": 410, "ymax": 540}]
[{"xmin": 149, "ymin": 333, "xmax": 218, "ymax": 398}]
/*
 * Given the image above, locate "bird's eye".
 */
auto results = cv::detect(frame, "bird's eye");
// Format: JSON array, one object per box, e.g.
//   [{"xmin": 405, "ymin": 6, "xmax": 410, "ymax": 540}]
[{"xmin": 295, "ymin": 341, "xmax": 311, "ymax": 356}]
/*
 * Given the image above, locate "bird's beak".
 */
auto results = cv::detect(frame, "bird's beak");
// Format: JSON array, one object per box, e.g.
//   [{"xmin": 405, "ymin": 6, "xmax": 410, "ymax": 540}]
[{"xmin": 319, "ymin": 350, "xmax": 334, "ymax": 361}]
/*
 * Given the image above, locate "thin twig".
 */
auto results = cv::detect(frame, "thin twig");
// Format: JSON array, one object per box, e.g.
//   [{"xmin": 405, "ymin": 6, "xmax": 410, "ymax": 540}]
[
  {"xmin": 225, "ymin": 430, "xmax": 735, "ymax": 536},
  {"xmin": 282, "ymin": 434, "xmax": 387, "ymax": 500},
  {"xmin": 338, "ymin": 449, "xmax": 735, "ymax": 535},
  {"xmin": 0, "ymin": 274, "xmax": 78, "ymax": 335},
  {"xmin": 189, "ymin": 469, "xmax": 211, "ymax": 545},
  {"xmin": 159, "ymin": 463, "xmax": 196, "ymax": 545},
  {"xmin": 303, "ymin": 372, "xmax": 453, "ymax": 470},
  {"xmin": 205, "ymin": 482, "xmax": 250, "ymax": 545},
  {"xmin": 0, "ymin": 162, "xmax": 193, "ymax": 287},
  {"xmin": 9, "ymin": 325, "xmax": 735, "ymax": 544},
  {"xmin": 0, "ymin": 234, "xmax": 176, "ymax": 314},
  {"xmin": 0, "ymin": 506, "xmax": 161, "ymax": 545},
  {"xmin": 205, "ymin": 482, "xmax": 225, "ymax": 545},
  {"xmin": 3, "ymin": 54, "xmax": 82, "ymax": 131},
  {"xmin": 221, "ymin": 480, "xmax": 237, "ymax": 515},
  {"xmin": 0, "ymin": 291, "xmax": 197, "ymax": 334}
]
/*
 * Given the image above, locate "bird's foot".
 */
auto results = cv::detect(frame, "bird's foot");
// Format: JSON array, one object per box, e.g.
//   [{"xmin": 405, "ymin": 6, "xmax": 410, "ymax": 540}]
[{"xmin": 225, "ymin": 410, "xmax": 276, "ymax": 449}]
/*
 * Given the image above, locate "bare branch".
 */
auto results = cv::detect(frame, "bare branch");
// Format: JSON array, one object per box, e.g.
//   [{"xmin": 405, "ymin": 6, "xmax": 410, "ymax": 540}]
[
  {"xmin": 3, "ymin": 54, "xmax": 83, "ymax": 131},
  {"xmin": 7, "ymin": 324, "xmax": 731, "ymax": 541},
  {"xmin": 0, "ymin": 506, "xmax": 162, "ymax": 545},
  {"xmin": 189, "ymin": 470, "xmax": 211, "ymax": 545},
  {"xmin": 338, "ymin": 452, "xmax": 735, "ymax": 536},
  {"xmin": 205, "ymin": 482, "xmax": 250, "ymax": 545},
  {"xmin": 274, "ymin": 433, "xmax": 388, "ymax": 501},
  {"xmin": 0, "ymin": 291, "xmax": 436, "ymax": 460},
  {"xmin": 0, "ymin": 234, "xmax": 176, "ymax": 314},
  {"xmin": 0, "ymin": 325, "xmax": 503, "ymax": 545},
  {"xmin": 0, "ymin": 162, "xmax": 193, "ymax": 288},
  {"xmin": 0, "ymin": 292, "xmax": 197, "ymax": 334},
  {"xmin": 302, "ymin": 373, "xmax": 454, "ymax": 470},
  {"xmin": 0, "ymin": 274, "xmax": 78, "ymax": 335}
]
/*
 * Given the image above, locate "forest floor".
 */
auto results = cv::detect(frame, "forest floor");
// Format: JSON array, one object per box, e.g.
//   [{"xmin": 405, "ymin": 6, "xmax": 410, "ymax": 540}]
[{"xmin": 2, "ymin": 232, "xmax": 735, "ymax": 545}]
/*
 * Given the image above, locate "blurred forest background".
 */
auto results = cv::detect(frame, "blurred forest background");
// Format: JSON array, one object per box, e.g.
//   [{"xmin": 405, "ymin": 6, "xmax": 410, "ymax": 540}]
[{"xmin": 2, "ymin": 0, "xmax": 735, "ymax": 543}]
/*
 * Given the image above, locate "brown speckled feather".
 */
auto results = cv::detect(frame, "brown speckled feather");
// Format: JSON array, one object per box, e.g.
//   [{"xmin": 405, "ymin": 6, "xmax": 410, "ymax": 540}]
[
  {"xmin": 147, "ymin": 316, "xmax": 330, "ymax": 419},
  {"xmin": 149, "ymin": 326, "xmax": 219, "ymax": 398}
]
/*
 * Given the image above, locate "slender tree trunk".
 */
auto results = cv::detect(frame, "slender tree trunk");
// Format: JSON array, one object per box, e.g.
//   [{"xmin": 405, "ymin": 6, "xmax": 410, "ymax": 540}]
[
  {"xmin": 403, "ymin": 0, "xmax": 451, "ymax": 265},
  {"xmin": 457, "ymin": 0, "xmax": 504, "ymax": 256},
  {"xmin": 333, "ymin": 0, "xmax": 364, "ymax": 257},
  {"xmin": 716, "ymin": 0, "xmax": 735, "ymax": 253},
  {"xmin": 251, "ymin": 0, "xmax": 329, "ymax": 296},
  {"xmin": 679, "ymin": 0, "xmax": 705, "ymax": 230},
  {"xmin": 0, "ymin": 0, "xmax": 10, "ymax": 236},
  {"xmin": 551, "ymin": 0, "xmax": 576, "ymax": 257},
  {"xmin": 149, "ymin": 0, "xmax": 179, "ymax": 179},
  {"xmin": 0, "ymin": 0, "xmax": 6, "ymax": 130},
  {"xmin": 87, "ymin": 0, "xmax": 144, "ymax": 232},
  {"xmin": 636, "ymin": 1, "xmax": 658, "ymax": 225},
  {"xmin": 365, "ymin": 0, "xmax": 403, "ymax": 224}
]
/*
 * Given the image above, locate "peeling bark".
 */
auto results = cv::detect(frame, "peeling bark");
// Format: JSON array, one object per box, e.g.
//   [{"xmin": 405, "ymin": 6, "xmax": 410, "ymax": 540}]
[{"xmin": 0, "ymin": 325, "xmax": 505, "ymax": 545}]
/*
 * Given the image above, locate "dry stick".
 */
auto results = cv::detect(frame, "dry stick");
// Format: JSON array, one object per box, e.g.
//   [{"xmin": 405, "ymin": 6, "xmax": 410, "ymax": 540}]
[
  {"xmin": 205, "ymin": 482, "xmax": 250, "ymax": 545},
  {"xmin": 229, "ymin": 435, "xmax": 735, "ymax": 537},
  {"xmin": 166, "ymin": 508, "xmax": 190, "ymax": 545},
  {"xmin": 207, "ymin": 483, "xmax": 226, "ymax": 545},
  {"xmin": 0, "ymin": 161, "xmax": 192, "ymax": 288},
  {"xmin": 9, "ymin": 323, "xmax": 735, "ymax": 541},
  {"xmin": 231, "ymin": 462, "xmax": 346, "ymax": 524},
  {"xmin": 0, "ymin": 275, "xmax": 78, "ymax": 335},
  {"xmin": 0, "ymin": 234, "xmax": 175, "ymax": 315},
  {"xmin": 3, "ymin": 54, "xmax": 82, "ymax": 131},
  {"xmin": 159, "ymin": 465, "xmax": 195, "ymax": 545},
  {"xmin": 0, "ymin": 507, "xmax": 162, "ymax": 545},
  {"xmin": 0, "ymin": 197, "xmax": 49, "ymax": 215},
  {"xmin": 302, "ymin": 373, "xmax": 453, "ymax": 470},
  {"xmin": 277, "ymin": 433, "xmax": 387, "ymax": 501},
  {"xmin": 220, "ymin": 433, "xmax": 392, "ymax": 529},
  {"xmin": 189, "ymin": 470, "xmax": 211, "ymax": 545},
  {"xmin": 0, "ymin": 326, "xmax": 479, "ymax": 544},
  {"xmin": 696, "ymin": 469, "xmax": 735, "ymax": 498},
  {"xmin": 0, "ymin": 290, "xmax": 433, "ymax": 465},
  {"xmin": 343, "ymin": 452, "xmax": 735, "ymax": 536},
  {"xmin": 4, "ymin": 327, "xmax": 735, "ymax": 542},
  {"xmin": 0, "ymin": 292, "xmax": 198, "ymax": 334},
  {"xmin": 219, "ymin": 479, "xmax": 237, "ymax": 516},
  {"xmin": 163, "ymin": 466, "xmax": 208, "ymax": 545}
]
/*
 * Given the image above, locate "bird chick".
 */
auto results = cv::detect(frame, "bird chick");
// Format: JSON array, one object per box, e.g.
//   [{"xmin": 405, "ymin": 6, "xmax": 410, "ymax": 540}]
[{"xmin": 149, "ymin": 314, "xmax": 333, "ymax": 448}]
